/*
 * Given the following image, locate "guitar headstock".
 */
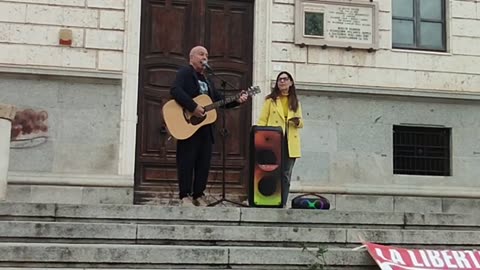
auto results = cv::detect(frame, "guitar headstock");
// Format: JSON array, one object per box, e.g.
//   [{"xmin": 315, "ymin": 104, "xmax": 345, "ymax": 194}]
[{"xmin": 247, "ymin": 86, "xmax": 261, "ymax": 96}]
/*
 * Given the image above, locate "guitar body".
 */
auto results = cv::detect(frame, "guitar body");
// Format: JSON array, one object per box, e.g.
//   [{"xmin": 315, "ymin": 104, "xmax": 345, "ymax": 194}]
[{"xmin": 163, "ymin": 94, "xmax": 218, "ymax": 140}]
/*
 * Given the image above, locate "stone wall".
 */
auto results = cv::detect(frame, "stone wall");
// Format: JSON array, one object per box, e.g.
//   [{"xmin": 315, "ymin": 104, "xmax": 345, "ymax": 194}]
[
  {"xmin": 0, "ymin": 0, "xmax": 125, "ymax": 73},
  {"xmin": 2, "ymin": 75, "xmax": 121, "ymax": 175},
  {"xmin": 270, "ymin": 0, "xmax": 480, "ymax": 93},
  {"xmin": 292, "ymin": 92, "xmax": 480, "ymax": 191},
  {"xmin": 0, "ymin": 0, "xmax": 127, "ymax": 178}
]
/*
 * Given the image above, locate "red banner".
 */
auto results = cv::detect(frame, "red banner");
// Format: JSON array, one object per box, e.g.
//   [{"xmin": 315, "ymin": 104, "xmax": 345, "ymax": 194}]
[{"xmin": 365, "ymin": 242, "xmax": 480, "ymax": 270}]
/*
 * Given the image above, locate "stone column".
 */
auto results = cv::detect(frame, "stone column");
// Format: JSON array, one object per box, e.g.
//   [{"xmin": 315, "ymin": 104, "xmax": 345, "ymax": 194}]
[{"xmin": 0, "ymin": 104, "xmax": 16, "ymax": 200}]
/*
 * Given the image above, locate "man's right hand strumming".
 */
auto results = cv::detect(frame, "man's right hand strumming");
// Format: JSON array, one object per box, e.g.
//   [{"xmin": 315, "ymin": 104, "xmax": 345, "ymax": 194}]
[{"xmin": 193, "ymin": 105, "xmax": 205, "ymax": 117}]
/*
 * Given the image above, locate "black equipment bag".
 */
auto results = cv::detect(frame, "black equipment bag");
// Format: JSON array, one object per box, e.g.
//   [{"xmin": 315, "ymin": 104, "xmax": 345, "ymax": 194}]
[{"xmin": 291, "ymin": 193, "xmax": 330, "ymax": 210}]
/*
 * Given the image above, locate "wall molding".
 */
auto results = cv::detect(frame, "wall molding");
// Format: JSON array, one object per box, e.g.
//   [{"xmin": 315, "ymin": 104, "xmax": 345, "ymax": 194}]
[
  {"xmin": 8, "ymin": 172, "xmax": 132, "ymax": 187},
  {"xmin": 295, "ymin": 82, "xmax": 480, "ymax": 101},
  {"xmin": 291, "ymin": 182, "xmax": 480, "ymax": 199},
  {"xmin": 252, "ymin": 0, "xmax": 273, "ymax": 122},
  {"xmin": 0, "ymin": 65, "xmax": 122, "ymax": 80},
  {"xmin": 118, "ymin": 0, "xmax": 141, "ymax": 178}
]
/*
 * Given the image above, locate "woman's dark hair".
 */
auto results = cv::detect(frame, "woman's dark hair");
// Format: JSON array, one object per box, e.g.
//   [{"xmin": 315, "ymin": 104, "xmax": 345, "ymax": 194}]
[{"xmin": 266, "ymin": 71, "xmax": 299, "ymax": 112}]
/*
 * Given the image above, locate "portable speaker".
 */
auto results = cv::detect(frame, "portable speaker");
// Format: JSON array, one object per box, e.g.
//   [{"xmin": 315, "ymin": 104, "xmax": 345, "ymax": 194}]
[
  {"xmin": 291, "ymin": 193, "xmax": 330, "ymax": 210},
  {"xmin": 248, "ymin": 125, "xmax": 284, "ymax": 207}
]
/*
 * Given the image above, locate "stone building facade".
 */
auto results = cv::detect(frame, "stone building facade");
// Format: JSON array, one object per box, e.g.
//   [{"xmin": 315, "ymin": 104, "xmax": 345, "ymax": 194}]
[{"xmin": 1, "ymin": 0, "xmax": 479, "ymax": 208}]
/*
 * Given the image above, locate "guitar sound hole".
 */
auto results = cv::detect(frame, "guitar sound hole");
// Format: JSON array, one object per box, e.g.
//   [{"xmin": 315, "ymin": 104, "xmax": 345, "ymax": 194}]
[{"xmin": 190, "ymin": 115, "xmax": 206, "ymax": 125}]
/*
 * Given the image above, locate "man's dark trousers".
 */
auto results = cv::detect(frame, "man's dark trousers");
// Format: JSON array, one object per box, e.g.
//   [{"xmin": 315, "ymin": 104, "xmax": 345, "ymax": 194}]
[{"xmin": 176, "ymin": 125, "xmax": 213, "ymax": 199}]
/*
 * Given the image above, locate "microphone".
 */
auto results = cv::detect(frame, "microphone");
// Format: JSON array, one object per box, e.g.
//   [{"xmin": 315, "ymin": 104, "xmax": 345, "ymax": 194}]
[{"xmin": 202, "ymin": 60, "xmax": 213, "ymax": 72}]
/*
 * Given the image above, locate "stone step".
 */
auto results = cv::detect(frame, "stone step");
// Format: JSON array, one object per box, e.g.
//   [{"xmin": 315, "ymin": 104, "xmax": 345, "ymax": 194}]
[
  {"xmin": 0, "ymin": 267, "xmax": 375, "ymax": 270},
  {"xmin": 1, "ymin": 202, "xmax": 480, "ymax": 229},
  {"xmin": 8, "ymin": 184, "xmax": 480, "ymax": 216},
  {"xmin": 0, "ymin": 242, "xmax": 374, "ymax": 269},
  {"xmin": 0, "ymin": 202, "xmax": 476, "ymax": 270},
  {"xmin": 0, "ymin": 267, "xmax": 377, "ymax": 270},
  {"xmin": 1, "ymin": 221, "xmax": 480, "ymax": 248}
]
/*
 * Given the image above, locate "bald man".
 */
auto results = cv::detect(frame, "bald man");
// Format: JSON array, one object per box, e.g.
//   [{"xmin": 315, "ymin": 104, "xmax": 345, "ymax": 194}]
[{"xmin": 170, "ymin": 46, "xmax": 248, "ymax": 207}]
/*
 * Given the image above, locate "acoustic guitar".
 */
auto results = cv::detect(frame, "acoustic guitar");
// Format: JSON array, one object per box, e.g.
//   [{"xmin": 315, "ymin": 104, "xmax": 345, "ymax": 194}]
[{"xmin": 163, "ymin": 86, "xmax": 261, "ymax": 140}]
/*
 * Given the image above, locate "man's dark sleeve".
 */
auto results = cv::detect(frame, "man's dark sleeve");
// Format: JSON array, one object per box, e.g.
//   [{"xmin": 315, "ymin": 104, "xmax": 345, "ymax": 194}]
[
  {"xmin": 209, "ymin": 79, "xmax": 240, "ymax": 109},
  {"xmin": 170, "ymin": 67, "xmax": 198, "ymax": 112}
]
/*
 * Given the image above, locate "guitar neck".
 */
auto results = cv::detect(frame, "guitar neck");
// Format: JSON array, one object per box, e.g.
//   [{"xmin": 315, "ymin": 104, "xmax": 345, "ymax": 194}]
[{"xmin": 204, "ymin": 93, "xmax": 242, "ymax": 112}]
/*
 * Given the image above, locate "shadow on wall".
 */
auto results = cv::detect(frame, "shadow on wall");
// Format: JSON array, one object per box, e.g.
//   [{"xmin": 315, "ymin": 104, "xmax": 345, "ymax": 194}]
[{"xmin": 10, "ymin": 109, "xmax": 49, "ymax": 149}]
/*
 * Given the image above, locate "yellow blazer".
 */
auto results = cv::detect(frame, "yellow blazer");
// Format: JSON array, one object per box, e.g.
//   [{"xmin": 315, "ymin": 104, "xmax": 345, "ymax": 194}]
[{"xmin": 257, "ymin": 97, "xmax": 303, "ymax": 158}]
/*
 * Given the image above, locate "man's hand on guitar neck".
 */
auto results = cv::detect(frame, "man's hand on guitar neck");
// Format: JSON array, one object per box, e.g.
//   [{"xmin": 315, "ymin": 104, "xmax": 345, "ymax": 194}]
[
  {"xmin": 237, "ymin": 90, "xmax": 248, "ymax": 104},
  {"xmin": 193, "ymin": 105, "xmax": 205, "ymax": 117}
]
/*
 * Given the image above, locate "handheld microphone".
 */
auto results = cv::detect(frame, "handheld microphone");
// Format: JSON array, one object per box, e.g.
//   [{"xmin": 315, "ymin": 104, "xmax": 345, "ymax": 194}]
[{"xmin": 202, "ymin": 60, "xmax": 213, "ymax": 71}]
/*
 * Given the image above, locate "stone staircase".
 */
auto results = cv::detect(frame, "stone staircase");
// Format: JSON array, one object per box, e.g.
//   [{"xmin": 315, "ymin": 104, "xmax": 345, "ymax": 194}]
[{"xmin": 1, "ymin": 202, "xmax": 480, "ymax": 269}]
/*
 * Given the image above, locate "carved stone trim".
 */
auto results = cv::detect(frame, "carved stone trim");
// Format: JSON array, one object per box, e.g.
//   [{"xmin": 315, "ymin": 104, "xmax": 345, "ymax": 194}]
[{"xmin": 0, "ymin": 104, "xmax": 16, "ymax": 121}]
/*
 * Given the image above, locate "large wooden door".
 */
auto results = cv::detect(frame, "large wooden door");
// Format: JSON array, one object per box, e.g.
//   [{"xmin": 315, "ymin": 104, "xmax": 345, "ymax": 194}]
[{"xmin": 134, "ymin": 0, "xmax": 254, "ymax": 204}]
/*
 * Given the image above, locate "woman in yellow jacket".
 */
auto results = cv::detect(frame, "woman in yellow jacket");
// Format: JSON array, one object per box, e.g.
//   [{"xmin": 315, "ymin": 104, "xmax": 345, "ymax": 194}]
[{"xmin": 258, "ymin": 71, "xmax": 303, "ymax": 207}]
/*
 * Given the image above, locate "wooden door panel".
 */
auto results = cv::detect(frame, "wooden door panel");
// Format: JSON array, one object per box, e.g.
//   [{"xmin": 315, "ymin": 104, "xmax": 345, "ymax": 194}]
[
  {"xmin": 207, "ymin": 168, "xmax": 243, "ymax": 185},
  {"xmin": 228, "ymin": 9, "xmax": 250, "ymax": 60},
  {"xmin": 206, "ymin": 1, "xmax": 253, "ymax": 65},
  {"xmin": 147, "ymin": 68, "xmax": 178, "ymax": 88},
  {"xmin": 204, "ymin": 0, "xmax": 255, "ymax": 163},
  {"xmin": 208, "ymin": 72, "xmax": 250, "ymax": 161},
  {"xmin": 205, "ymin": 1, "xmax": 253, "ymax": 184},
  {"xmin": 148, "ymin": 1, "xmax": 193, "ymax": 57},
  {"xmin": 143, "ymin": 166, "xmax": 177, "ymax": 185},
  {"xmin": 140, "ymin": 93, "xmax": 176, "ymax": 157},
  {"xmin": 142, "ymin": 97, "xmax": 164, "ymax": 155},
  {"xmin": 141, "ymin": 66, "xmax": 178, "ymax": 159},
  {"xmin": 206, "ymin": 8, "xmax": 227, "ymax": 58}
]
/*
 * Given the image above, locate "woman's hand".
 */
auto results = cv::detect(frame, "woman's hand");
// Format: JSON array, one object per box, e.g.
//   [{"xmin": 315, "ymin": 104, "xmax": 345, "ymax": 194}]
[{"xmin": 289, "ymin": 117, "xmax": 300, "ymax": 126}]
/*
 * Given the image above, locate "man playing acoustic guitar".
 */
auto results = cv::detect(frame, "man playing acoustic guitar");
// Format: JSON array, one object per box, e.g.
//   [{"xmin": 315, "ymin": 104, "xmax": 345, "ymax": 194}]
[{"xmin": 170, "ymin": 46, "xmax": 248, "ymax": 207}]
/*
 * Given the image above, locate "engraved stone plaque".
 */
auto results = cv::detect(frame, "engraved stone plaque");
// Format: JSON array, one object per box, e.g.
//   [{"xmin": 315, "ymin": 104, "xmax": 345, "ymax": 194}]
[{"xmin": 295, "ymin": 0, "xmax": 378, "ymax": 50}]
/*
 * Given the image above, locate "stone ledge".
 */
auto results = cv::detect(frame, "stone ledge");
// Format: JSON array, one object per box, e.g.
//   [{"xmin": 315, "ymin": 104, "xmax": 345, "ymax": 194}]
[
  {"xmin": 7, "ymin": 172, "xmax": 133, "ymax": 187},
  {"xmin": 0, "ymin": 221, "xmax": 136, "ymax": 240},
  {"xmin": 0, "ymin": 269, "xmax": 246, "ymax": 270},
  {"xmin": 291, "ymin": 182, "xmax": 480, "ymax": 199},
  {"xmin": 0, "ymin": 104, "xmax": 16, "ymax": 121},
  {"xmin": 0, "ymin": 243, "xmax": 374, "ymax": 266},
  {"xmin": 3, "ymin": 202, "xmax": 480, "ymax": 228},
  {"xmin": 0, "ymin": 65, "xmax": 122, "ymax": 81},
  {"xmin": 4, "ymin": 221, "xmax": 479, "ymax": 247},
  {"xmin": 6, "ymin": 184, "xmax": 133, "ymax": 205},
  {"xmin": 295, "ymin": 82, "xmax": 480, "ymax": 101}
]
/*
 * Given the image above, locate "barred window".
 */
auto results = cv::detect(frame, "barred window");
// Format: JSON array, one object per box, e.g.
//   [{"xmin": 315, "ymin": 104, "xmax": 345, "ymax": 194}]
[{"xmin": 393, "ymin": 126, "xmax": 451, "ymax": 176}]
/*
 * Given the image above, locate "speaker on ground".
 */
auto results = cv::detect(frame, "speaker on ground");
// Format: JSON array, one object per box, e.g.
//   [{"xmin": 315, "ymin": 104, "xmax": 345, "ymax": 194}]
[
  {"xmin": 291, "ymin": 193, "xmax": 331, "ymax": 210},
  {"xmin": 248, "ymin": 125, "xmax": 284, "ymax": 207}
]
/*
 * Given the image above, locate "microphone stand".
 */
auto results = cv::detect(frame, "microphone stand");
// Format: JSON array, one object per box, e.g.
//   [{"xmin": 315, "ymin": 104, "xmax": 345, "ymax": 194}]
[{"xmin": 204, "ymin": 66, "xmax": 247, "ymax": 207}]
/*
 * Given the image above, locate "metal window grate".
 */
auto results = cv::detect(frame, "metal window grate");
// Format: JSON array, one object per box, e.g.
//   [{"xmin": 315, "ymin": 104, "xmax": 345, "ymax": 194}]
[{"xmin": 393, "ymin": 126, "xmax": 450, "ymax": 176}]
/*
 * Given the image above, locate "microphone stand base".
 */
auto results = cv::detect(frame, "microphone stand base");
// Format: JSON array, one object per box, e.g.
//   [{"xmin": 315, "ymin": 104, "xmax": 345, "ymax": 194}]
[{"xmin": 208, "ymin": 197, "xmax": 248, "ymax": 207}]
